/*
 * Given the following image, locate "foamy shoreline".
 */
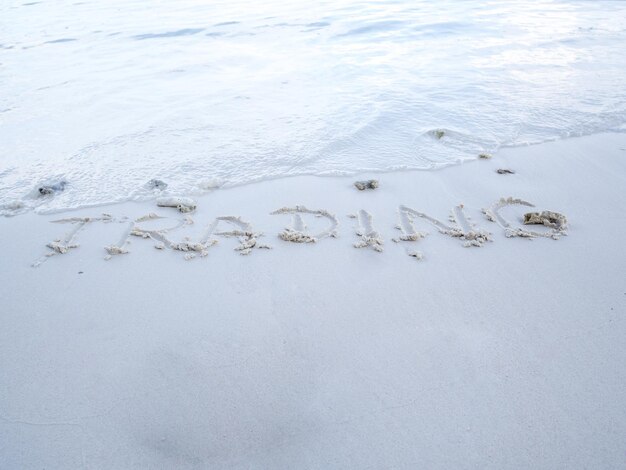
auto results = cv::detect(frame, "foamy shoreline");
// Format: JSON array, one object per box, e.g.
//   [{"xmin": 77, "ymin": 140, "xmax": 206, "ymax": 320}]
[
  {"xmin": 1, "ymin": 133, "xmax": 625, "ymax": 468},
  {"xmin": 3, "ymin": 0, "xmax": 626, "ymax": 211}
]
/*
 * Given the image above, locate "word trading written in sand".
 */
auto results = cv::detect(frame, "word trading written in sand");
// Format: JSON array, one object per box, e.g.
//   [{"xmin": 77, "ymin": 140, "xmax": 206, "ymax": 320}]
[{"xmin": 32, "ymin": 197, "xmax": 568, "ymax": 267}]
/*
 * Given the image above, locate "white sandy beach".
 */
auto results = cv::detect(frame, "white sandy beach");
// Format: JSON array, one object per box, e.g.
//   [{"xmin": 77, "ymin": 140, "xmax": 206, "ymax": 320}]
[{"xmin": 1, "ymin": 133, "xmax": 625, "ymax": 468}]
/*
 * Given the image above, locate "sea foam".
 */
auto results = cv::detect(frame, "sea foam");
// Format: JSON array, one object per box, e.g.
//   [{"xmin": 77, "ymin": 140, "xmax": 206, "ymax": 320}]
[{"xmin": 1, "ymin": 0, "xmax": 625, "ymax": 215}]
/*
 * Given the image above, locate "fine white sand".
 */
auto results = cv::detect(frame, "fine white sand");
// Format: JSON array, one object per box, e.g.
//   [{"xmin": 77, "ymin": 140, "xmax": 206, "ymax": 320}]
[{"xmin": 1, "ymin": 133, "xmax": 625, "ymax": 469}]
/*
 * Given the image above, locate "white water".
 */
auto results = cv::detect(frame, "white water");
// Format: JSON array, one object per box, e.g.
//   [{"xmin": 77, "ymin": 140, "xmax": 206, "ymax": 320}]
[{"xmin": 1, "ymin": 0, "xmax": 625, "ymax": 215}]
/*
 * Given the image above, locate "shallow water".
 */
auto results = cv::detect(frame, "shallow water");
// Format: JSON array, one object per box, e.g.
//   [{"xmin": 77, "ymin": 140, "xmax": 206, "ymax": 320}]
[{"xmin": 1, "ymin": 0, "xmax": 625, "ymax": 214}]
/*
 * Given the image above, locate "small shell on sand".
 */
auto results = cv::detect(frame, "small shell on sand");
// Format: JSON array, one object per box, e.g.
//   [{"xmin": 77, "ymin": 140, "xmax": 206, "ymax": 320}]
[
  {"xmin": 146, "ymin": 179, "xmax": 168, "ymax": 190},
  {"xmin": 354, "ymin": 180, "xmax": 379, "ymax": 191},
  {"xmin": 38, "ymin": 180, "xmax": 67, "ymax": 196},
  {"xmin": 430, "ymin": 129, "xmax": 445, "ymax": 139},
  {"xmin": 408, "ymin": 250, "xmax": 424, "ymax": 260}
]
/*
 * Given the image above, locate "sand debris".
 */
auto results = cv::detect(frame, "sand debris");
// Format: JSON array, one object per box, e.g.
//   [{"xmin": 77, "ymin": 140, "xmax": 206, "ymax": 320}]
[
  {"xmin": 278, "ymin": 230, "xmax": 317, "ymax": 243},
  {"xmin": 479, "ymin": 153, "xmax": 492, "ymax": 159},
  {"xmin": 393, "ymin": 232, "xmax": 426, "ymax": 242},
  {"xmin": 156, "ymin": 197, "xmax": 196, "ymax": 213},
  {"xmin": 47, "ymin": 240, "xmax": 78, "ymax": 254},
  {"xmin": 104, "ymin": 245, "xmax": 128, "ymax": 257},
  {"xmin": 523, "ymin": 211, "xmax": 568, "ymax": 230},
  {"xmin": 496, "ymin": 169, "xmax": 515, "ymax": 175}
]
